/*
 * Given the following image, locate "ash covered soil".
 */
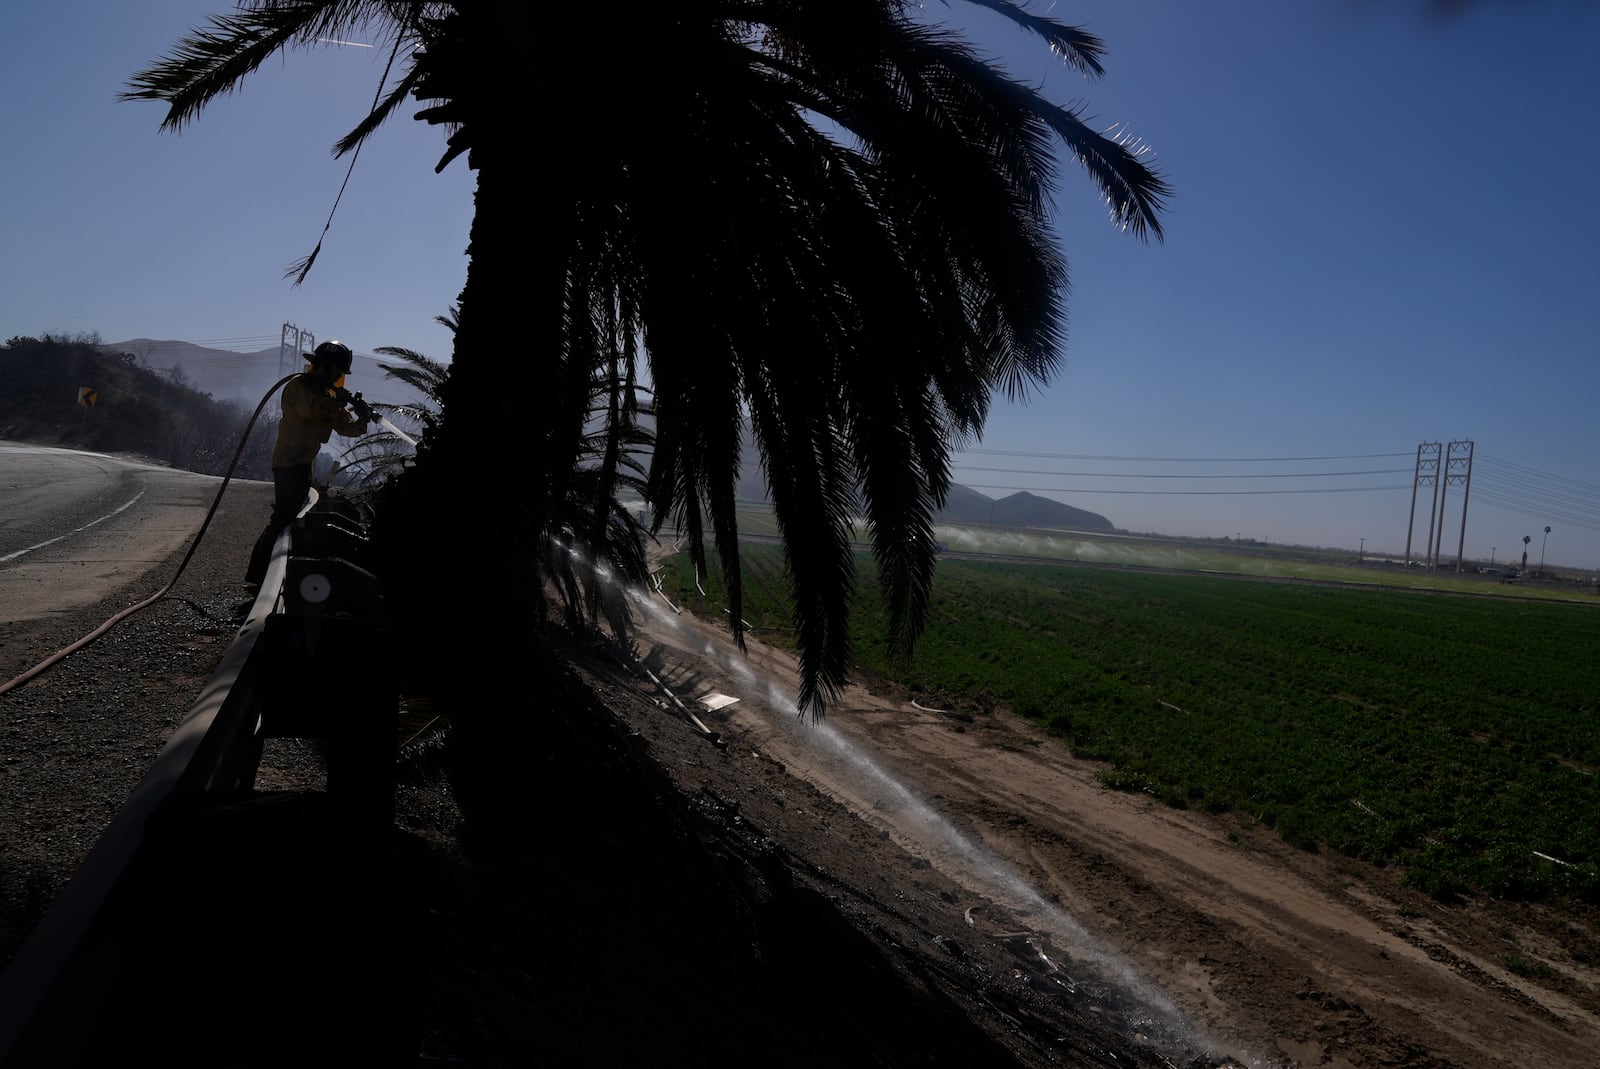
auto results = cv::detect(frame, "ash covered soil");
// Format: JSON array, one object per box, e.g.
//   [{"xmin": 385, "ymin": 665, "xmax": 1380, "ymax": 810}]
[{"xmin": 2, "ymin": 487, "xmax": 1598, "ymax": 1067}]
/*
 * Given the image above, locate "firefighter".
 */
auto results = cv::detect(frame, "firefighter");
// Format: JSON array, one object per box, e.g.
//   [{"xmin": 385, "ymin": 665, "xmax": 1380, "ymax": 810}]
[{"xmin": 241, "ymin": 340, "xmax": 372, "ymax": 601}]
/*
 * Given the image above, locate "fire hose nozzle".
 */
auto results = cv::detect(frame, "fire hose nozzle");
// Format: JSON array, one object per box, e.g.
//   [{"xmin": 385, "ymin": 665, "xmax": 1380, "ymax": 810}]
[{"xmin": 336, "ymin": 387, "xmax": 376, "ymax": 422}]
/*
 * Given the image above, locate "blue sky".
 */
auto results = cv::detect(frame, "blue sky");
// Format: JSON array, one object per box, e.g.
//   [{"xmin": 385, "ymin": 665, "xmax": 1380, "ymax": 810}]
[{"xmin": 5, "ymin": 2, "xmax": 1598, "ymax": 569}]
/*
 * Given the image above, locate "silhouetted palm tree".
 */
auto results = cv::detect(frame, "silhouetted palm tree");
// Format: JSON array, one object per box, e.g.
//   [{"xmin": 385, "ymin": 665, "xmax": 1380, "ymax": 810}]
[
  {"xmin": 337, "ymin": 307, "xmax": 655, "ymax": 637},
  {"xmin": 125, "ymin": 1, "xmax": 1169, "ymax": 713}
]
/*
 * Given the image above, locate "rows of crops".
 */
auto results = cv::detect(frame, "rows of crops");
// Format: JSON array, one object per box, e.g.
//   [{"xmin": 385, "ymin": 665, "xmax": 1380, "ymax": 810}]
[{"xmin": 657, "ymin": 544, "xmax": 1600, "ymax": 902}]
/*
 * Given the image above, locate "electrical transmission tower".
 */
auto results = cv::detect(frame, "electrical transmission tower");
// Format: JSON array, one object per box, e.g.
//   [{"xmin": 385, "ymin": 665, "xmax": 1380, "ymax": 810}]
[
  {"xmin": 1404, "ymin": 440, "xmax": 1474, "ymax": 571},
  {"xmin": 1404, "ymin": 442, "xmax": 1440, "ymax": 568},
  {"xmin": 1440, "ymin": 440, "xmax": 1475, "ymax": 572},
  {"xmin": 279, "ymin": 323, "xmax": 314, "ymax": 378}
]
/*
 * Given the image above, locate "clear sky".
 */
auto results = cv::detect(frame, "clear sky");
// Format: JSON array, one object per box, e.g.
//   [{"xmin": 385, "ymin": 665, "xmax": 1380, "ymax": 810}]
[{"xmin": 5, "ymin": 2, "xmax": 1598, "ymax": 569}]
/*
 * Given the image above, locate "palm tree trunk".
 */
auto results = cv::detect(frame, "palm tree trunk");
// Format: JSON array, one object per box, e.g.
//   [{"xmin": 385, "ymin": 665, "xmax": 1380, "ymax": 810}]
[{"xmin": 376, "ymin": 152, "xmax": 586, "ymax": 726}]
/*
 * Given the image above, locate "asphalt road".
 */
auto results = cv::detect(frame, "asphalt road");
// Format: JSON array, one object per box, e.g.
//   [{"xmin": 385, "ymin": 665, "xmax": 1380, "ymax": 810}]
[{"xmin": 0, "ymin": 442, "xmax": 248, "ymax": 624}]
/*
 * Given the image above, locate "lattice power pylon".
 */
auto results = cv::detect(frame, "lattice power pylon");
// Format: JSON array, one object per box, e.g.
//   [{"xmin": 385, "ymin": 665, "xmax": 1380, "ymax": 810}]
[
  {"xmin": 1404, "ymin": 440, "xmax": 1474, "ymax": 571},
  {"xmin": 279, "ymin": 323, "xmax": 315, "ymax": 379},
  {"xmin": 1404, "ymin": 442, "xmax": 1441, "ymax": 567},
  {"xmin": 1438, "ymin": 440, "xmax": 1475, "ymax": 571}
]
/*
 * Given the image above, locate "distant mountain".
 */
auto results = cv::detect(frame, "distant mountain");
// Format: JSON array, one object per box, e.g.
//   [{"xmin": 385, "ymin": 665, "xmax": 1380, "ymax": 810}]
[
  {"xmin": 986, "ymin": 490, "xmax": 1113, "ymax": 531},
  {"xmin": 106, "ymin": 338, "xmax": 428, "ymax": 410},
  {"xmin": 935, "ymin": 486, "xmax": 1113, "ymax": 531},
  {"xmin": 731, "ymin": 438, "xmax": 1113, "ymax": 531},
  {"xmin": 94, "ymin": 344, "xmax": 1114, "ymax": 533},
  {"xmin": 936, "ymin": 482, "xmax": 1004, "ymax": 525}
]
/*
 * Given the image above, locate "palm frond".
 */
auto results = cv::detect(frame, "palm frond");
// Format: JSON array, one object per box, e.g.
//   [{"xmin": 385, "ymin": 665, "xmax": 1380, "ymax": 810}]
[
  {"xmin": 1025, "ymin": 97, "xmax": 1172, "ymax": 241},
  {"xmin": 955, "ymin": 0, "xmax": 1107, "ymax": 76},
  {"xmin": 121, "ymin": 5, "xmax": 322, "ymax": 130},
  {"xmin": 137, "ymin": 0, "xmax": 1171, "ymax": 720},
  {"xmin": 122, "ymin": 1, "xmax": 420, "ymax": 131},
  {"xmin": 332, "ymin": 63, "xmax": 425, "ymax": 157},
  {"xmin": 373, "ymin": 346, "xmax": 451, "ymax": 397}
]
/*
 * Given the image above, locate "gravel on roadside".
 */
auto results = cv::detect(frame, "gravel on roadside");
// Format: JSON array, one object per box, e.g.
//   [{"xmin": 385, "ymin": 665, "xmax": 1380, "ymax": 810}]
[
  {"xmin": 0, "ymin": 479, "xmax": 477, "ymax": 1065},
  {"xmin": 0, "ymin": 482, "xmax": 287, "ymax": 967}
]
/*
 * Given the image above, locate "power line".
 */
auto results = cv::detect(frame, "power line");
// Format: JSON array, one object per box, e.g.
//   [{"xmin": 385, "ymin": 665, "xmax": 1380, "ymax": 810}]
[
  {"xmin": 187, "ymin": 336, "xmax": 280, "ymax": 350},
  {"xmin": 961, "ymin": 448, "xmax": 1414, "ymax": 463},
  {"xmin": 950, "ymin": 448, "xmax": 1418, "ymax": 499},
  {"xmin": 955, "ymin": 483, "xmax": 1412, "ymax": 497},
  {"xmin": 954, "ymin": 448, "xmax": 1596, "ymax": 527},
  {"xmin": 1471, "ymin": 457, "xmax": 1600, "ymax": 531},
  {"xmin": 1480, "ymin": 454, "xmax": 1600, "ymax": 496},
  {"xmin": 107, "ymin": 337, "xmax": 279, "ymax": 354},
  {"xmin": 1471, "ymin": 490, "xmax": 1600, "ymax": 533},
  {"xmin": 953, "ymin": 464, "xmax": 1410, "ymax": 480},
  {"xmin": 1473, "ymin": 472, "xmax": 1600, "ymax": 518}
]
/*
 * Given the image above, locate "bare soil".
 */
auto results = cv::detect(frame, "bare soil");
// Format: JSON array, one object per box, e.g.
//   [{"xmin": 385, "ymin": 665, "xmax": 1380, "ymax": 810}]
[{"xmin": 4, "ymin": 491, "xmax": 1597, "ymax": 1067}]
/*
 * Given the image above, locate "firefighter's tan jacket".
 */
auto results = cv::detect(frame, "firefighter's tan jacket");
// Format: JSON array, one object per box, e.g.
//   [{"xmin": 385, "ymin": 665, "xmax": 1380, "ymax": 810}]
[{"xmin": 271, "ymin": 373, "xmax": 367, "ymax": 467}]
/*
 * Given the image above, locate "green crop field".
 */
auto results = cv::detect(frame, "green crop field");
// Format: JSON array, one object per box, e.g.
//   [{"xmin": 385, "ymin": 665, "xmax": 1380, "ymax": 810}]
[{"xmin": 657, "ymin": 541, "xmax": 1600, "ymax": 904}]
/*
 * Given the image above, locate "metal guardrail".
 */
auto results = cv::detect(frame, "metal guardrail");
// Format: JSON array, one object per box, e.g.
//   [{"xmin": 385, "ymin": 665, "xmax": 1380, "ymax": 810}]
[{"xmin": 0, "ymin": 490, "xmax": 396, "ymax": 1066}]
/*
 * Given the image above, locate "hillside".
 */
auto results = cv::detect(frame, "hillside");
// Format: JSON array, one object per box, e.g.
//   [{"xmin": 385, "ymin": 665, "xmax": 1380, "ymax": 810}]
[
  {"xmin": 108, "ymin": 338, "xmax": 428, "ymax": 411},
  {"xmin": 939, "ymin": 487, "xmax": 1114, "ymax": 531},
  {"xmin": 733, "ymin": 438, "xmax": 1114, "ymax": 532},
  {"xmin": 0, "ymin": 334, "xmax": 274, "ymax": 477}
]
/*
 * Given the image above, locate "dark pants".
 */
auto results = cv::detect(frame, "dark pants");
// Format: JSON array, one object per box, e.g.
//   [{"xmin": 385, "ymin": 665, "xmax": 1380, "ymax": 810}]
[{"xmin": 246, "ymin": 464, "xmax": 312, "ymax": 587}]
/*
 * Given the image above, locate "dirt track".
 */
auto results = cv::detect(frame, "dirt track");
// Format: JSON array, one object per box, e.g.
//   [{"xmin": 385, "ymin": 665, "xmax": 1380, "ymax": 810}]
[{"xmin": 625, "ymin": 584, "xmax": 1600, "ymax": 1068}]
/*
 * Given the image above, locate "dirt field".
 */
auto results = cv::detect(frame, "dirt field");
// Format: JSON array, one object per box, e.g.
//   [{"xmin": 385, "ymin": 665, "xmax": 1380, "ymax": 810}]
[{"xmin": 618, "ymin": 579, "xmax": 1600, "ymax": 1069}]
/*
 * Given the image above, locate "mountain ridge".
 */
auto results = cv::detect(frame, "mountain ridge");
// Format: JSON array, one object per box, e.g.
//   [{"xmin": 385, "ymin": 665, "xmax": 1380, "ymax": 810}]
[
  {"xmin": 104, "ymin": 339, "xmax": 1114, "ymax": 531},
  {"xmin": 940, "ymin": 487, "xmax": 1114, "ymax": 531},
  {"xmin": 734, "ymin": 452, "xmax": 1113, "ymax": 532},
  {"xmin": 105, "ymin": 338, "xmax": 425, "ymax": 410}
]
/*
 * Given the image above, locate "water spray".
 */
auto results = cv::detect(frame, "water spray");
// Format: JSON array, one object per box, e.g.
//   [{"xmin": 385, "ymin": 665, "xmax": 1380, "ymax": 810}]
[
  {"xmin": 625, "ymin": 582, "xmax": 1262, "ymax": 1068},
  {"xmin": 336, "ymin": 387, "xmax": 417, "ymax": 447},
  {"xmin": 374, "ymin": 414, "xmax": 417, "ymax": 447}
]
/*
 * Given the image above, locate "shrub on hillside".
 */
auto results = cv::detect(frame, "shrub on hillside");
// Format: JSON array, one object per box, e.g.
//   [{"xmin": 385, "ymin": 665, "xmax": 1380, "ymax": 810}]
[{"xmin": 1, "ymin": 334, "xmax": 273, "ymax": 478}]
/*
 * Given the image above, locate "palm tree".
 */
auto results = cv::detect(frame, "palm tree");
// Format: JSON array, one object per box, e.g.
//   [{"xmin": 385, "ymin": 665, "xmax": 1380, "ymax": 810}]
[
  {"xmin": 125, "ymin": 1, "xmax": 1169, "ymax": 715},
  {"xmin": 336, "ymin": 307, "xmax": 656, "ymax": 639}
]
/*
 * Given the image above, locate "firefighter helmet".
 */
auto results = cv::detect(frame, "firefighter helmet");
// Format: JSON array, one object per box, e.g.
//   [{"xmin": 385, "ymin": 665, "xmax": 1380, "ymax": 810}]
[{"xmin": 307, "ymin": 340, "xmax": 354, "ymax": 377}]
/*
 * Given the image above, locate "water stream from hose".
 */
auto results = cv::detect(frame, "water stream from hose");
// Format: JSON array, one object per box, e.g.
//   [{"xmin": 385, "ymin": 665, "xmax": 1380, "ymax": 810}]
[
  {"xmin": 374, "ymin": 415, "xmax": 416, "ymax": 447},
  {"xmin": 625, "ymin": 582, "xmax": 1267, "ymax": 1069}
]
